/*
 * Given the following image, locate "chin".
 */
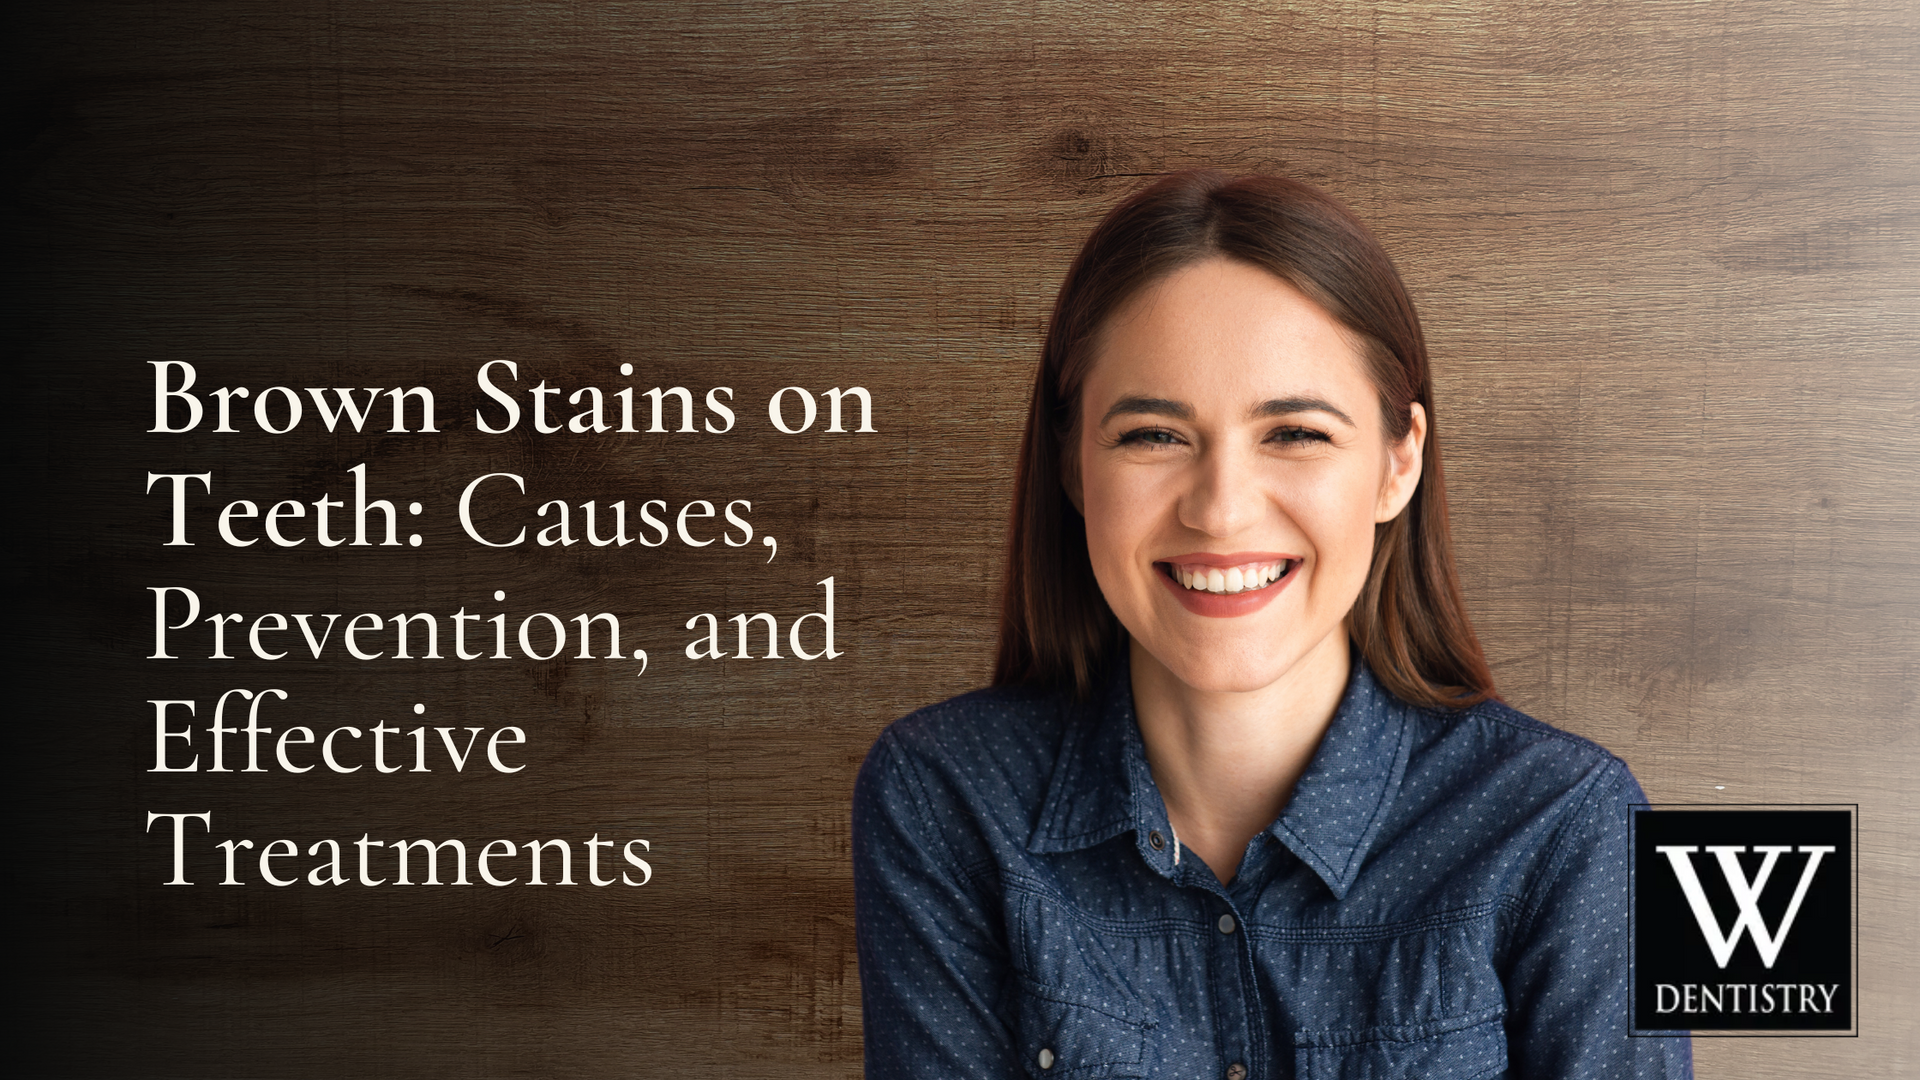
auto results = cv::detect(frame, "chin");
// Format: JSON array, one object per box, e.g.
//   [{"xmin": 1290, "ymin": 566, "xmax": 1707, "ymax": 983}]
[
  {"xmin": 1131, "ymin": 611, "xmax": 1351, "ymax": 697},
  {"xmin": 1153, "ymin": 645, "xmax": 1296, "ymax": 696}
]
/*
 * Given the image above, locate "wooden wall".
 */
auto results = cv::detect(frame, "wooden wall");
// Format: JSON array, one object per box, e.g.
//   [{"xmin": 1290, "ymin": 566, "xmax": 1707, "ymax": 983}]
[{"xmin": 9, "ymin": 1, "xmax": 1916, "ymax": 1075}]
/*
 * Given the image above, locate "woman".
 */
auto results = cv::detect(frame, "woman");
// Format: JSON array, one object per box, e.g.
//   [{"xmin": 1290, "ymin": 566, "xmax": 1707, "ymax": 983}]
[{"xmin": 853, "ymin": 170, "xmax": 1691, "ymax": 1079}]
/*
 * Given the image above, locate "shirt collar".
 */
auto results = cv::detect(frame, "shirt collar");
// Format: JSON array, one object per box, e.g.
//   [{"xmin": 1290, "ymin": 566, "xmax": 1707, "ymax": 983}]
[{"xmin": 1026, "ymin": 646, "xmax": 1415, "ymax": 900}]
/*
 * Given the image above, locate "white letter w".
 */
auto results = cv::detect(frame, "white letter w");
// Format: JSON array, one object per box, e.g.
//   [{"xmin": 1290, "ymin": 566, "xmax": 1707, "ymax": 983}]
[{"xmin": 1656, "ymin": 845, "xmax": 1834, "ymax": 968}]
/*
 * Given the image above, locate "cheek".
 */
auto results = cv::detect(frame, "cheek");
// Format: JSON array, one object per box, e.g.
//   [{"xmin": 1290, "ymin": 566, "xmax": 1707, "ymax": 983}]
[
  {"xmin": 1077, "ymin": 458, "xmax": 1180, "ymax": 601},
  {"xmin": 1087, "ymin": 472, "xmax": 1163, "ymax": 518},
  {"xmin": 1289, "ymin": 466, "xmax": 1387, "ymax": 571},
  {"xmin": 1080, "ymin": 468, "xmax": 1149, "ymax": 567}
]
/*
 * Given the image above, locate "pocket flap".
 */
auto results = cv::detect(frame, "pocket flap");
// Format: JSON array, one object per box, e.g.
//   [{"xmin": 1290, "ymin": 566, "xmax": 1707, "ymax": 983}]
[
  {"xmin": 1295, "ymin": 1011, "xmax": 1507, "ymax": 1080},
  {"xmin": 1015, "ymin": 981, "xmax": 1154, "ymax": 1079}
]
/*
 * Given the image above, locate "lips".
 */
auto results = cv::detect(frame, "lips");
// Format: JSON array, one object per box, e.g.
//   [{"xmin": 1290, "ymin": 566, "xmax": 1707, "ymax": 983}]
[{"xmin": 1154, "ymin": 552, "xmax": 1300, "ymax": 618}]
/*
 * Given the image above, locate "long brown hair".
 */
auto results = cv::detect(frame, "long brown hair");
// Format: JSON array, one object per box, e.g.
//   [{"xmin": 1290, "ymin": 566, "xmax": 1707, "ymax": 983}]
[{"xmin": 992, "ymin": 169, "xmax": 1496, "ymax": 710}]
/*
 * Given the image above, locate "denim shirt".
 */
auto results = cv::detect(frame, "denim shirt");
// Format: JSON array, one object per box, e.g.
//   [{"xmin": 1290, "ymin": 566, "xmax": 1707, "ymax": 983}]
[{"xmin": 852, "ymin": 654, "xmax": 1692, "ymax": 1079}]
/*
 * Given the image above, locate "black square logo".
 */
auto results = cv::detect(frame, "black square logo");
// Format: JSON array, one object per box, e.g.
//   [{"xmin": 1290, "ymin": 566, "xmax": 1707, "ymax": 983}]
[{"xmin": 1632, "ymin": 806, "xmax": 1856, "ymax": 1035}]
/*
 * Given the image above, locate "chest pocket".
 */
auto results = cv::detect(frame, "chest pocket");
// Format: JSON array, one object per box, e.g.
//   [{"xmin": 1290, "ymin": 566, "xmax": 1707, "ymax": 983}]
[
  {"xmin": 1014, "ymin": 979, "xmax": 1156, "ymax": 1079},
  {"xmin": 1294, "ymin": 1010, "xmax": 1507, "ymax": 1080}
]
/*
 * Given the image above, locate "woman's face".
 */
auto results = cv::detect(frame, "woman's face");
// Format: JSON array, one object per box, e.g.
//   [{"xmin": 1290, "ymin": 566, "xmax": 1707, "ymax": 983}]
[{"xmin": 1072, "ymin": 257, "xmax": 1426, "ymax": 695}]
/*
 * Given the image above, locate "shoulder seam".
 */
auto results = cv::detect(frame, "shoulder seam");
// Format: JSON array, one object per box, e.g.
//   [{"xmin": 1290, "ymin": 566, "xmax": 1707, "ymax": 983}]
[
  {"xmin": 1514, "ymin": 755, "xmax": 1631, "ymax": 941},
  {"xmin": 1455, "ymin": 700, "xmax": 1621, "ymax": 759},
  {"xmin": 871, "ymin": 726, "xmax": 972, "ymax": 884}
]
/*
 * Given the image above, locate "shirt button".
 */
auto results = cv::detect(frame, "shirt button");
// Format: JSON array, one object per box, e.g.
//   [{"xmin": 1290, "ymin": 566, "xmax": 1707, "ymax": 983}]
[
  {"xmin": 1038, "ymin": 1047, "xmax": 1055, "ymax": 1069},
  {"xmin": 1218, "ymin": 913, "xmax": 1236, "ymax": 934},
  {"xmin": 1226, "ymin": 1064, "xmax": 1248, "ymax": 1080},
  {"xmin": 1148, "ymin": 830, "xmax": 1165, "ymax": 851}
]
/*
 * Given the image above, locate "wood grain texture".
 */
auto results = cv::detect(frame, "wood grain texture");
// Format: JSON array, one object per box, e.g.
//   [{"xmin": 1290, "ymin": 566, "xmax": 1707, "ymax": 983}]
[{"xmin": 7, "ymin": 1, "xmax": 1916, "ymax": 1075}]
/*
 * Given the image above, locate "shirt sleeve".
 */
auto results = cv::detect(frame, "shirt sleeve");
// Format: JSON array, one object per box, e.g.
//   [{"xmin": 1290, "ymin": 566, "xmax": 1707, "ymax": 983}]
[
  {"xmin": 852, "ymin": 727, "xmax": 1021, "ymax": 1079},
  {"xmin": 1502, "ymin": 758, "xmax": 1693, "ymax": 1078}
]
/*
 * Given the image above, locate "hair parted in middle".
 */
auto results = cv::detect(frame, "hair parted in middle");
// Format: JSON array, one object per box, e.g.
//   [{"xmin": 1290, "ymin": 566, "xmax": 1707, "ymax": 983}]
[{"xmin": 992, "ymin": 168, "xmax": 1496, "ymax": 710}]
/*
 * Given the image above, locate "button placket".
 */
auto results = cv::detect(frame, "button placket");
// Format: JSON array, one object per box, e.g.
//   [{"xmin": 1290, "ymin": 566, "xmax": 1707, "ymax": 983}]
[{"xmin": 1208, "ymin": 900, "xmax": 1258, "ymax": 1080}]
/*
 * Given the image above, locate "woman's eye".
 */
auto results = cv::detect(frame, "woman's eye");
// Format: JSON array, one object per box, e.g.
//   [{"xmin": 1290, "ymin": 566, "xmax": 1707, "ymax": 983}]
[
  {"xmin": 1116, "ymin": 428, "xmax": 1182, "ymax": 447},
  {"xmin": 1267, "ymin": 426, "xmax": 1330, "ymax": 446}
]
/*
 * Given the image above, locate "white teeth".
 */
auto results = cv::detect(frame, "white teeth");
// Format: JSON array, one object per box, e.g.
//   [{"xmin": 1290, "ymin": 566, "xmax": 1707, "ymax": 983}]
[{"xmin": 1173, "ymin": 560, "xmax": 1291, "ymax": 595}]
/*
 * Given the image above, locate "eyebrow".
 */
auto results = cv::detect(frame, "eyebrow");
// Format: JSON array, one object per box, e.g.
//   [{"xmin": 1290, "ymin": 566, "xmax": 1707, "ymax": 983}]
[
  {"xmin": 1100, "ymin": 395, "xmax": 1194, "ymax": 423},
  {"xmin": 1253, "ymin": 396, "xmax": 1356, "ymax": 427},
  {"xmin": 1100, "ymin": 394, "xmax": 1356, "ymax": 427}
]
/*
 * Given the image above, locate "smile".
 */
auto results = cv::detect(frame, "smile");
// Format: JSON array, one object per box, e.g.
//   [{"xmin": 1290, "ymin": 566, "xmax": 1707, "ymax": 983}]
[
  {"xmin": 1164, "ymin": 559, "xmax": 1295, "ymax": 595},
  {"xmin": 1152, "ymin": 553, "xmax": 1301, "ymax": 619}
]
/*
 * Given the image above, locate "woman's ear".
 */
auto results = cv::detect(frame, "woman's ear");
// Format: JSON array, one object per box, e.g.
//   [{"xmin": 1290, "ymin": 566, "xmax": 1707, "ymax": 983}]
[{"xmin": 1375, "ymin": 402, "xmax": 1426, "ymax": 523}]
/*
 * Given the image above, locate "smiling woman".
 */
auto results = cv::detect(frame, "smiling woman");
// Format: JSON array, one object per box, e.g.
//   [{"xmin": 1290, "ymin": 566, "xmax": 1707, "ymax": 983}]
[
  {"xmin": 852, "ymin": 171, "xmax": 1694, "ymax": 1079},
  {"xmin": 1072, "ymin": 258, "xmax": 1432, "ymax": 879}
]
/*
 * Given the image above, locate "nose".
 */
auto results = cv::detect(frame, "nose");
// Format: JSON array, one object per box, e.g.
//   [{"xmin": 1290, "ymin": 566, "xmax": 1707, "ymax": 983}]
[{"xmin": 1177, "ymin": 442, "xmax": 1262, "ymax": 538}]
